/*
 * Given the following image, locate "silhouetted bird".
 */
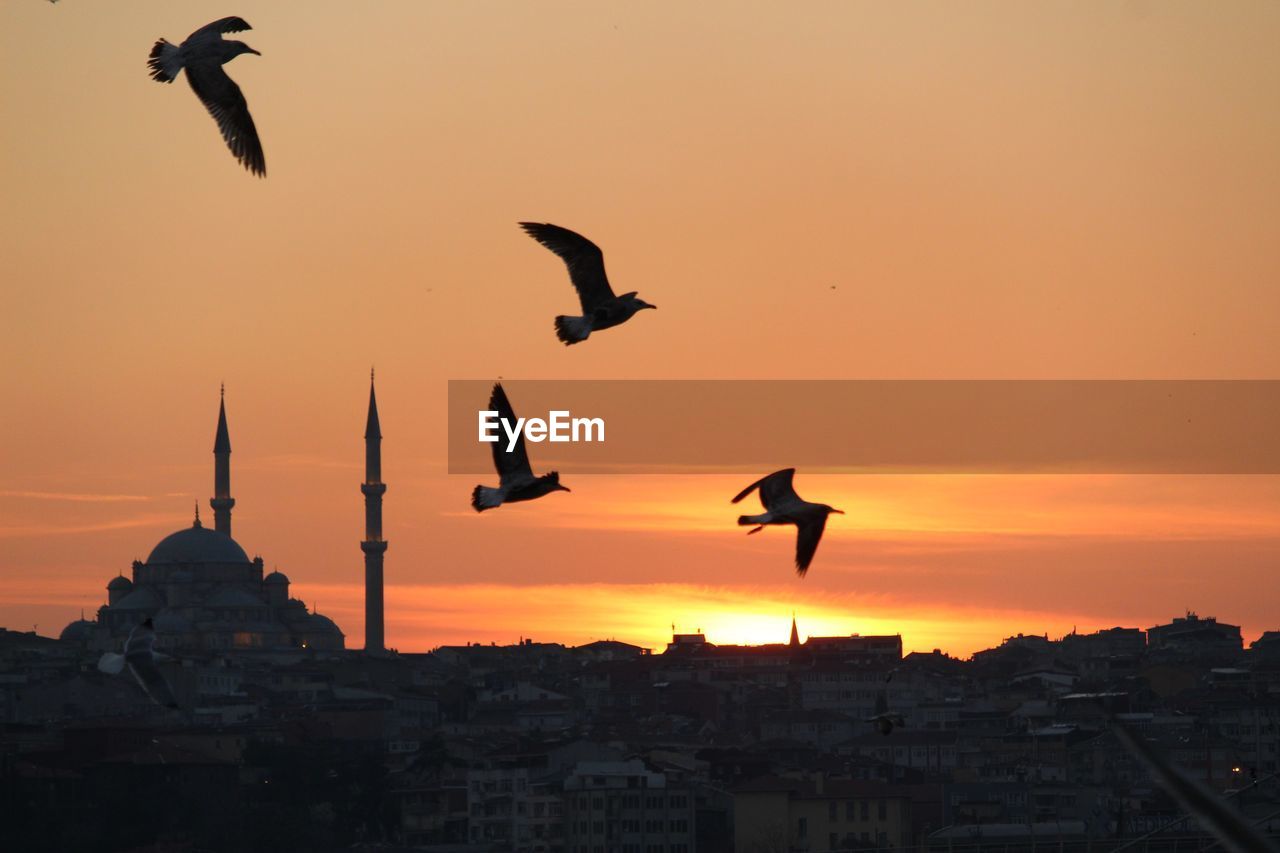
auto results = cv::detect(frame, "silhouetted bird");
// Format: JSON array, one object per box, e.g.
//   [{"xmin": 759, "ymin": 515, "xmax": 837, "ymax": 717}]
[
  {"xmin": 97, "ymin": 618, "xmax": 180, "ymax": 709},
  {"xmin": 472, "ymin": 383, "xmax": 571, "ymax": 511},
  {"xmin": 1112, "ymin": 717, "xmax": 1278, "ymax": 852},
  {"xmin": 732, "ymin": 468, "xmax": 843, "ymax": 576},
  {"xmin": 866, "ymin": 671, "xmax": 905, "ymax": 735},
  {"xmin": 148, "ymin": 17, "xmax": 265, "ymax": 176},
  {"xmin": 518, "ymin": 222, "xmax": 656, "ymax": 345}
]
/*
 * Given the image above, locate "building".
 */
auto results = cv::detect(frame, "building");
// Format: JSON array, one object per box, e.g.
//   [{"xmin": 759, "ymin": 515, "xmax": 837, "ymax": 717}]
[
  {"xmin": 733, "ymin": 775, "xmax": 917, "ymax": 852},
  {"xmin": 564, "ymin": 759, "xmax": 696, "ymax": 853},
  {"xmin": 58, "ymin": 382, "xmax": 389, "ymax": 654},
  {"xmin": 1147, "ymin": 611, "xmax": 1243, "ymax": 659}
]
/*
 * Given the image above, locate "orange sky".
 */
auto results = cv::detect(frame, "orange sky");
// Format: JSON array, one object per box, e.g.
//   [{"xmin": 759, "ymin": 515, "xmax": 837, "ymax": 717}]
[{"xmin": 2, "ymin": 1, "xmax": 1279, "ymax": 656}]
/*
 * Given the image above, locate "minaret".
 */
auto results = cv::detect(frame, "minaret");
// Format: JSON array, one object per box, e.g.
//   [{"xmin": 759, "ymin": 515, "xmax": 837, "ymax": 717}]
[
  {"xmin": 361, "ymin": 370, "xmax": 387, "ymax": 653},
  {"xmin": 211, "ymin": 385, "xmax": 235, "ymax": 536}
]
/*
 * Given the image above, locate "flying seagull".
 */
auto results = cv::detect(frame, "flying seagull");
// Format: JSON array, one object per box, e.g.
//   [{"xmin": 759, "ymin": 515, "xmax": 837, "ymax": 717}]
[
  {"xmin": 472, "ymin": 383, "xmax": 571, "ymax": 511},
  {"xmin": 732, "ymin": 468, "xmax": 843, "ymax": 576},
  {"xmin": 148, "ymin": 17, "xmax": 266, "ymax": 177},
  {"xmin": 1112, "ymin": 717, "xmax": 1279, "ymax": 853},
  {"xmin": 866, "ymin": 671, "xmax": 905, "ymax": 735},
  {"xmin": 518, "ymin": 222, "xmax": 656, "ymax": 345},
  {"xmin": 97, "ymin": 618, "xmax": 180, "ymax": 709}
]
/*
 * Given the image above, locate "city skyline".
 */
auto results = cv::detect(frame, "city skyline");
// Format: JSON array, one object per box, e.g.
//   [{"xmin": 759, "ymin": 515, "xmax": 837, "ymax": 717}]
[
  {"xmin": 4, "ymin": 381, "xmax": 1278, "ymax": 658},
  {"xmin": 3, "ymin": 1, "xmax": 1280, "ymax": 659}
]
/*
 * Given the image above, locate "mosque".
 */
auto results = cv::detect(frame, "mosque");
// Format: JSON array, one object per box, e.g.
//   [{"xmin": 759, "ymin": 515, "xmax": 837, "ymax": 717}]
[{"xmin": 59, "ymin": 379, "xmax": 389, "ymax": 654}]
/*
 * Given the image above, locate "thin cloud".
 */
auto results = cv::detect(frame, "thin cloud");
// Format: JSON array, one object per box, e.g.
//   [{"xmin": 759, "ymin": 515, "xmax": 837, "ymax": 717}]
[
  {"xmin": 0, "ymin": 512, "xmax": 179, "ymax": 539},
  {"xmin": 0, "ymin": 490, "xmax": 151, "ymax": 503}
]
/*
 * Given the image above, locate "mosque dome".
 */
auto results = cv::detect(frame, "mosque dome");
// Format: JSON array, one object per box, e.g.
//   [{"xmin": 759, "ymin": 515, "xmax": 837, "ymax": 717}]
[
  {"xmin": 146, "ymin": 522, "xmax": 250, "ymax": 566},
  {"xmin": 264, "ymin": 570, "xmax": 290, "ymax": 585},
  {"xmin": 60, "ymin": 619, "xmax": 96, "ymax": 643},
  {"xmin": 107, "ymin": 575, "xmax": 133, "ymax": 592}
]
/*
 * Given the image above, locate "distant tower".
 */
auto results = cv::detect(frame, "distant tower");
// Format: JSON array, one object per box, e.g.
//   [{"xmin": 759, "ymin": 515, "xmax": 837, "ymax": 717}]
[
  {"xmin": 210, "ymin": 385, "xmax": 235, "ymax": 536},
  {"xmin": 790, "ymin": 614, "xmax": 800, "ymax": 649},
  {"xmin": 361, "ymin": 371, "xmax": 387, "ymax": 653}
]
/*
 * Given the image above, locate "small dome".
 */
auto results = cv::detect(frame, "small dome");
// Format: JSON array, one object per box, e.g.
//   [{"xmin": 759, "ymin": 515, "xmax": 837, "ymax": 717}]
[
  {"xmin": 107, "ymin": 575, "xmax": 133, "ymax": 591},
  {"xmin": 306, "ymin": 613, "xmax": 343, "ymax": 636},
  {"xmin": 59, "ymin": 619, "xmax": 96, "ymax": 642},
  {"xmin": 146, "ymin": 523, "xmax": 250, "ymax": 566},
  {"xmin": 264, "ymin": 570, "xmax": 290, "ymax": 585}
]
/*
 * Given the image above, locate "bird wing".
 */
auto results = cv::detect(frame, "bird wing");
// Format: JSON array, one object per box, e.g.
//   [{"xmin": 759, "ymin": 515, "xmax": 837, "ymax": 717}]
[
  {"xmin": 519, "ymin": 223, "xmax": 616, "ymax": 312},
  {"xmin": 489, "ymin": 383, "xmax": 535, "ymax": 485},
  {"xmin": 124, "ymin": 621, "xmax": 155, "ymax": 658},
  {"xmin": 794, "ymin": 512, "xmax": 828, "ymax": 575},
  {"xmin": 187, "ymin": 17, "xmax": 252, "ymax": 42},
  {"xmin": 731, "ymin": 468, "xmax": 799, "ymax": 509},
  {"xmin": 128, "ymin": 658, "xmax": 180, "ymax": 708},
  {"xmin": 97, "ymin": 652, "xmax": 125, "ymax": 675},
  {"xmin": 1113, "ymin": 719, "xmax": 1278, "ymax": 852},
  {"xmin": 185, "ymin": 64, "xmax": 266, "ymax": 176}
]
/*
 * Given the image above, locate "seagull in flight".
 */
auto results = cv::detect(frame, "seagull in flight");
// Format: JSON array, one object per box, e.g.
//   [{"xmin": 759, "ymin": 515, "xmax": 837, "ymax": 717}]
[
  {"xmin": 148, "ymin": 17, "xmax": 266, "ymax": 177},
  {"xmin": 519, "ymin": 222, "xmax": 656, "ymax": 345},
  {"xmin": 472, "ymin": 383, "xmax": 571, "ymax": 511},
  {"xmin": 732, "ymin": 468, "xmax": 843, "ymax": 576},
  {"xmin": 97, "ymin": 618, "xmax": 180, "ymax": 709}
]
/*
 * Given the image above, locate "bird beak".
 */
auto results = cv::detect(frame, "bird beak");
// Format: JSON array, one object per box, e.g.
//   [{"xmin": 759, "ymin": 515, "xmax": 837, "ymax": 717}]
[
  {"xmin": 646, "ymin": 304, "xmax": 658, "ymax": 310},
  {"xmin": 249, "ymin": 48, "xmax": 262, "ymax": 56},
  {"xmin": 832, "ymin": 509, "xmax": 845, "ymax": 514},
  {"xmin": 558, "ymin": 484, "xmax": 572, "ymax": 492}
]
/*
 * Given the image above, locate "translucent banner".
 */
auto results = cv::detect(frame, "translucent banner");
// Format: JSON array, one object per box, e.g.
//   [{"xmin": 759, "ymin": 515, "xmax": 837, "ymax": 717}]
[{"xmin": 447, "ymin": 380, "xmax": 1280, "ymax": 474}]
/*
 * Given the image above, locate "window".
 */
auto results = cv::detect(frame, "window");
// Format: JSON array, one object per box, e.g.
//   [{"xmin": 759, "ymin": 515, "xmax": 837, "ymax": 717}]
[
  {"xmin": 846, "ymin": 801, "xmax": 855, "ymax": 820},
  {"xmin": 829, "ymin": 801, "xmax": 837, "ymax": 821},
  {"xmin": 878, "ymin": 800, "xmax": 887, "ymax": 820},
  {"xmin": 798, "ymin": 817, "xmax": 808, "ymax": 838},
  {"xmin": 860, "ymin": 802, "xmax": 869, "ymax": 820}
]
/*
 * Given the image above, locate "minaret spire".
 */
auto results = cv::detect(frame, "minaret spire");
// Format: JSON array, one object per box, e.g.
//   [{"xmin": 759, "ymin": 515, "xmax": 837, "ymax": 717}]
[
  {"xmin": 789, "ymin": 613, "xmax": 800, "ymax": 649},
  {"xmin": 211, "ymin": 386, "xmax": 235, "ymax": 536},
  {"xmin": 361, "ymin": 371, "xmax": 387, "ymax": 654}
]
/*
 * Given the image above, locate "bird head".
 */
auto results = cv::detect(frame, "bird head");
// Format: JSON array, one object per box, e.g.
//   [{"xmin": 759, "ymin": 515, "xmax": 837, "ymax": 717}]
[
  {"xmin": 620, "ymin": 292, "xmax": 657, "ymax": 311},
  {"xmin": 232, "ymin": 41, "xmax": 261, "ymax": 57},
  {"xmin": 547, "ymin": 472, "xmax": 571, "ymax": 493},
  {"xmin": 825, "ymin": 505, "xmax": 845, "ymax": 516}
]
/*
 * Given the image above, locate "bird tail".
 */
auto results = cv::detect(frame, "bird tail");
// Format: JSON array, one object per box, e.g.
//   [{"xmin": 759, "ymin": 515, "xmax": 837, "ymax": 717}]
[
  {"xmin": 147, "ymin": 39, "xmax": 182, "ymax": 83},
  {"xmin": 97, "ymin": 652, "xmax": 125, "ymax": 675},
  {"xmin": 472, "ymin": 485, "xmax": 503, "ymax": 512},
  {"xmin": 554, "ymin": 315, "xmax": 592, "ymax": 345}
]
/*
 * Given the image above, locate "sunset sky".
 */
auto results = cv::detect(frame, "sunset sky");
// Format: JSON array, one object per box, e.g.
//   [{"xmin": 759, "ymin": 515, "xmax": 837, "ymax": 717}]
[{"xmin": 2, "ymin": 1, "xmax": 1279, "ymax": 656}]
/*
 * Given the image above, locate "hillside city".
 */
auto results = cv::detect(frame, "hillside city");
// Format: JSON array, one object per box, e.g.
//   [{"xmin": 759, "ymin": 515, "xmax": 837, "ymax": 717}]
[{"xmin": 3, "ymin": 610, "xmax": 1279, "ymax": 852}]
